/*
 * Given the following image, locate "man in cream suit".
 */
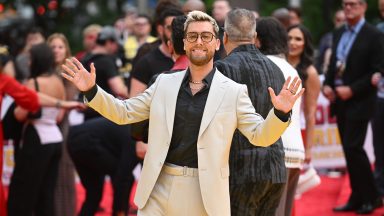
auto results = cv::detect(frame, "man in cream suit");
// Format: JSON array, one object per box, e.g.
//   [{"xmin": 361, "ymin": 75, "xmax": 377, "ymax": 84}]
[{"xmin": 62, "ymin": 11, "xmax": 304, "ymax": 216}]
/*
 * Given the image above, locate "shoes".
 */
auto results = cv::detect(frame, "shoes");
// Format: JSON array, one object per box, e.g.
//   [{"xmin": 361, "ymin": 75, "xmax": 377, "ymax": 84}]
[
  {"xmin": 333, "ymin": 198, "xmax": 383, "ymax": 214},
  {"xmin": 355, "ymin": 198, "xmax": 383, "ymax": 214},
  {"xmin": 333, "ymin": 202, "xmax": 360, "ymax": 212},
  {"xmin": 296, "ymin": 167, "xmax": 321, "ymax": 196}
]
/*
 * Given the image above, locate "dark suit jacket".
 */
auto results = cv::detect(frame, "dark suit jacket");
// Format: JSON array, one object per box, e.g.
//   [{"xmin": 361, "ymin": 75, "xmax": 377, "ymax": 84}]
[
  {"xmin": 324, "ymin": 22, "xmax": 384, "ymax": 120},
  {"xmin": 215, "ymin": 44, "xmax": 287, "ymax": 184}
]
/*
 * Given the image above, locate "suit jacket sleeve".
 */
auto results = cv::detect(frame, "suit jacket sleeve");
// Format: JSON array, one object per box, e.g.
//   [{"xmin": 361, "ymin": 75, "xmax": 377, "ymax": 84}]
[
  {"xmin": 236, "ymin": 85, "xmax": 289, "ymax": 147},
  {"xmin": 85, "ymin": 74, "xmax": 161, "ymax": 125},
  {"xmin": 349, "ymin": 30, "xmax": 384, "ymax": 95}
]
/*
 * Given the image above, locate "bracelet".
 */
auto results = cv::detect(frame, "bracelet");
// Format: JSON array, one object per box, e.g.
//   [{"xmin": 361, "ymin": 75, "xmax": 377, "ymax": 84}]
[{"xmin": 56, "ymin": 100, "xmax": 62, "ymax": 108}]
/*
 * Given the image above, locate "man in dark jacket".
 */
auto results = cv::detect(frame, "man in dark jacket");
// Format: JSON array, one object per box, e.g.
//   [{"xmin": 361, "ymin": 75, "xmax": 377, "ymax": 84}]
[
  {"xmin": 323, "ymin": 0, "xmax": 384, "ymax": 214},
  {"xmin": 215, "ymin": 8, "xmax": 287, "ymax": 216}
]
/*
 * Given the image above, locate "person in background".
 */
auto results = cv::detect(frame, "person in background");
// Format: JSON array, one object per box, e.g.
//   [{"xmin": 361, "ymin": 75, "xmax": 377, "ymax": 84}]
[
  {"xmin": 75, "ymin": 24, "xmax": 102, "ymax": 62},
  {"xmin": 212, "ymin": 0, "xmax": 231, "ymax": 59},
  {"xmin": 7, "ymin": 43, "xmax": 65, "ymax": 216},
  {"xmin": 287, "ymin": 24, "xmax": 321, "ymax": 168},
  {"xmin": 0, "ymin": 55, "xmax": 82, "ymax": 216},
  {"xmin": 316, "ymin": 10, "xmax": 346, "ymax": 75},
  {"xmin": 323, "ymin": 0, "xmax": 384, "ymax": 214},
  {"xmin": 288, "ymin": 7, "xmax": 302, "ymax": 26},
  {"xmin": 124, "ymin": 14, "xmax": 157, "ymax": 74},
  {"xmin": 256, "ymin": 17, "xmax": 305, "ymax": 216},
  {"xmin": 377, "ymin": 0, "xmax": 384, "ymax": 32},
  {"xmin": 47, "ymin": 33, "xmax": 79, "ymax": 216},
  {"xmin": 182, "ymin": 0, "xmax": 206, "ymax": 14},
  {"xmin": 272, "ymin": 8, "xmax": 291, "ymax": 29},
  {"xmin": 14, "ymin": 27, "xmax": 45, "ymax": 82},
  {"xmin": 371, "ymin": 0, "xmax": 384, "ymax": 202},
  {"xmin": 215, "ymin": 9, "xmax": 287, "ymax": 216},
  {"xmin": 68, "ymin": 117, "xmax": 137, "ymax": 216}
]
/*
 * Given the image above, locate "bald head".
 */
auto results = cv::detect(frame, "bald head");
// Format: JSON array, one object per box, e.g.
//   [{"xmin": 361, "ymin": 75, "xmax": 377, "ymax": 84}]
[{"xmin": 183, "ymin": 0, "xmax": 206, "ymax": 14}]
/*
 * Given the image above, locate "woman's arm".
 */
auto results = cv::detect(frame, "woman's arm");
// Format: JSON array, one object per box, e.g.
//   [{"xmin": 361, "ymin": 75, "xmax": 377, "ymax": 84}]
[{"xmin": 303, "ymin": 65, "xmax": 321, "ymax": 163}]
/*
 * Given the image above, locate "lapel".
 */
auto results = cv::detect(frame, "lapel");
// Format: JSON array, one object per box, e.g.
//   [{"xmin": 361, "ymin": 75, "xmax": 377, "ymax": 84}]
[
  {"xmin": 346, "ymin": 23, "xmax": 367, "ymax": 63},
  {"xmin": 198, "ymin": 70, "xmax": 228, "ymax": 139},
  {"xmin": 165, "ymin": 70, "xmax": 186, "ymax": 139}
]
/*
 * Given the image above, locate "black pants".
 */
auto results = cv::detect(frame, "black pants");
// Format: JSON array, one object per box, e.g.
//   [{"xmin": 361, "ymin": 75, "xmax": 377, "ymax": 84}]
[
  {"xmin": 230, "ymin": 181, "xmax": 285, "ymax": 216},
  {"xmin": 7, "ymin": 124, "xmax": 61, "ymax": 216},
  {"xmin": 372, "ymin": 98, "xmax": 384, "ymax": 196},
  {"xmin": 336, "ymin": 113, "xmax": 379, "ymax": 204},
  {"xmin": 68, "ymin": 119, "xmax": 139, "ymax": 216}
]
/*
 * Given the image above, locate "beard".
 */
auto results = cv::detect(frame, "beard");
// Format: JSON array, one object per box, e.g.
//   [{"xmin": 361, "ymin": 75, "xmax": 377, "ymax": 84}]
[{"xmin": 186, "ymin": 47, "xmax": 215, "ymax": 66}]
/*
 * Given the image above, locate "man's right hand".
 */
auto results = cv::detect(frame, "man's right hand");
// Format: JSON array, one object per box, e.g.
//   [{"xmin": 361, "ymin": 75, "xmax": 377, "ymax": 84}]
[
  {"xmin": 61, "ymin": 57, "xmax": 96, "ymax": 92},
  {"xmin": 322, "ymin": 85, "xmax": 335, "ymax": 102}
]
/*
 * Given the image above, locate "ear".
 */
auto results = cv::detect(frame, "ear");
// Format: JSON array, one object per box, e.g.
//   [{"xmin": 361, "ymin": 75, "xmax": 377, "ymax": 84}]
[
  {"xmin": 215, "ymin": 38, "xmax": 220, "ymax": 51},
  {"xmin": 223, "ymin": 32, "xmax": 228, "ymax": 45},
  {"xmin": 157, "ymin": 24, "xmax": 164, "ymax": 36},
  {"xmin": 183, "ymin": 38, "xmax": 186, "ymax": 51}
]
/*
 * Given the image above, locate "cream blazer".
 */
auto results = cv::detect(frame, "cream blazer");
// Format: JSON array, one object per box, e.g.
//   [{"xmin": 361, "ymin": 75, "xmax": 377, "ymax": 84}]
[{"xmin": 86, "ymin": 69, "xmax": 289, "ymax": 216}]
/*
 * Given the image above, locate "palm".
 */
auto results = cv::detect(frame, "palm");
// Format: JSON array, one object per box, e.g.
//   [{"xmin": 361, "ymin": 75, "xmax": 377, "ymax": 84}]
[
  {"xmin": 61, "ymin": 58, "xmax": 96, "ymax": 92},
  {"xmin": 268, "ymin": 77, "xmax": 304, "ymax": 114}
]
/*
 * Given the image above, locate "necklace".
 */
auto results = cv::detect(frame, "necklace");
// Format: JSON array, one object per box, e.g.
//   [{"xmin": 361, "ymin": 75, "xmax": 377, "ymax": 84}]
[{"xmin": 189, "ymin": 80, "xmax": 203, "ymax": 84}]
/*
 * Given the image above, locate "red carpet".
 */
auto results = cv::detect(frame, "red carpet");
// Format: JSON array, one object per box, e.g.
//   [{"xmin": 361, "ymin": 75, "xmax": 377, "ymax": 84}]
[
  {"xmin": 3, "ymin": 174, "xmax": 384, "ymax": 215},
  {"xmin": 295, "ymin": 174, "xmax": 384, "ymax": 216}
]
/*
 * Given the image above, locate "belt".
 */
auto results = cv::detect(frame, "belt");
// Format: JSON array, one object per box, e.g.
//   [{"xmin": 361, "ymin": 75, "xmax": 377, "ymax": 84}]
[{"xmin": 163, "ymin": 163, "xmax": 199, "ymax": 177}]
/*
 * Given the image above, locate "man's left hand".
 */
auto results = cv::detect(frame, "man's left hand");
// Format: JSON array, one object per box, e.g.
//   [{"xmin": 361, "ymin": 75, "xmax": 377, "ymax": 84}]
[
  {"xmin": 268, "ymin": 76, "xmax": 305, "ymax": 114},
  {"xmin": 335, "ymin": 86, "xmax": 353, "ymax": 100}
]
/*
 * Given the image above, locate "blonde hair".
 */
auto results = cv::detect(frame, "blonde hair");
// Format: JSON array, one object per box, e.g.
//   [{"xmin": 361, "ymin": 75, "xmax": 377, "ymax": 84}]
[
  {"xmin": 83, "ymin": 24, "xmax": 102, "ymax": 36},
  {"xmin": 46, "ymin": 33, "xmax": 72, "ymax": 65},
  {"xmin": 184, "ymin": 10, "xmax": 219, "ymax": 36}
]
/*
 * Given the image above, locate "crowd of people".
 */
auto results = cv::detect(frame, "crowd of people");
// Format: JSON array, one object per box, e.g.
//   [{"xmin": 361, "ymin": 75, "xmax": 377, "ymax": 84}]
[{"xmin": 1, "ymin": 0, "xmax": 384, "ymax": 215}]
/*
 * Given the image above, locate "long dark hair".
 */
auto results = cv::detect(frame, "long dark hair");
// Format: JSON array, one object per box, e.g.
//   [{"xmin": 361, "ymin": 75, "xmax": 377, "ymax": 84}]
[
  {"xmin": 287, "ymin": 24, "xmax": 314, "ymax": 82},
  {"xmin": 256, "ymin": 17, "xmax": 288, "ymax": 56},
  {"xmin": 29, "ymin": 43, "xmax": 55, "ymax": 78}
]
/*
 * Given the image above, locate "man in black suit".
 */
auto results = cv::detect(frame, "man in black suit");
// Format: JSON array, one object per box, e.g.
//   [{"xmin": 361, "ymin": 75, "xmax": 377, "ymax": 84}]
[{"xmin": 323, "ymin": 0, "xmax": 384, "ymax": 214}]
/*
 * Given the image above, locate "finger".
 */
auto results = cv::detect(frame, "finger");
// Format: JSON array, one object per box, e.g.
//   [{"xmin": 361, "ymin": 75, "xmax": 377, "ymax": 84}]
[
  {"xmin": 65, "ymin": 58, "xmax": 78, "ymax": 73},
  {"xmin": 90, "ymin": 62, "xmax": 96, "ymax": 77},
  {"xmin": 288, "ymin": 76, "xmax": 299, "ymax": 91},
  {"xmin": 292, "ymin": 78, "xmax": 302, "ymax": 92},
  {"xmin": 61, "ymin": 64, "xmax": 76, "ymax": 77},
  {"xmin": 268, "ymin": 87, "xmax": 276, "ymax": 100},
  {"xmin": 71, "ymin": 57, "xmax": 84, "ymax": 70},
  {"xmin": 294, "ymin": 88, "xmax": 305, "ymax": 100},
  {"xmin": 282, "ymin": 76, "xmax": 291, "ymax": 91},
  {"xmin": 61, "ymin": 72, "xmax": 74, "ymax": 82}
]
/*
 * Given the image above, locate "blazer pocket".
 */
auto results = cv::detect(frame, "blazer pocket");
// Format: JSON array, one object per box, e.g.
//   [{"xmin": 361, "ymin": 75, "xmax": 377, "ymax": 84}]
[{"xmin": 221, "ymin": 166, "xmax": 230, "ymax": 178}]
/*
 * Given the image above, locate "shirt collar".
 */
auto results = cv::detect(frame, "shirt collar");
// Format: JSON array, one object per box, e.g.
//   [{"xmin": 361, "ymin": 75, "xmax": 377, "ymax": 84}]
[
  {"xmin": 182, "ymin": 67, "xmax": 216, "ymax": 87},
  {"xmin": 345, "ymin": 18, "xmax": 365, "ymax": 33}
]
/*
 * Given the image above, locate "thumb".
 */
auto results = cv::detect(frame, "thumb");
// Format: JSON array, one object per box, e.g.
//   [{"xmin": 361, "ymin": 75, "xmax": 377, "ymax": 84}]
[
  {"xmin": 268, "ymin": 87, "xmax": 276, "ymax": 101},
  {"xmin": 90, "ymin": 62, "xmax": 96, "ymax": 77}
]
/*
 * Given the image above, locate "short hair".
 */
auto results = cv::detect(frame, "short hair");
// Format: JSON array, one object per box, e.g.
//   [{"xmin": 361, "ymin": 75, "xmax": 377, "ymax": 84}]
[
  {"xmin": 171, "ymin": 15, "xmax": 187, "ymax": 55},
  {"xmin": 157, "ymin": 7, "xmax": 184, "ymax": 26},
  {"xmin": 83, "ymin": 24, "xmax": 102, "ymax": 36},
  {"xmin": 272, "ymin": 7, "xmax": 290, "ymax": 28},
  {"xmin": 288, "ymin": 6, "xmax": 302, "ymax": 18},
  {"xmin": 29, "ymin": 43, "xmax": 55, "ymax": 78},
  {"xmin": 256, "ymin": 17, "xmax": 288, "ymax": 56},
  {"xmin": 154, "ymin": 1, "xmax": 183, "ymax": 26},
  {"xmin": 184, "ymin": 10, "xmax": 219, "ymax": 36},
  {"xmin": 224, "ymin": 8, "xmax": 256, "ymax": 42}
]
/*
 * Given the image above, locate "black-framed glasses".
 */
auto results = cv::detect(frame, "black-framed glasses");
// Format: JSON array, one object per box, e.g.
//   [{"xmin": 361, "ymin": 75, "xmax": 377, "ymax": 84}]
[
  {"xmin": 185, "ymin": 32, "xmax": 216, "ymax": 43},
  {"xmin": 342, "ymin": 1, "xmax": 362, "ymax": 8}
]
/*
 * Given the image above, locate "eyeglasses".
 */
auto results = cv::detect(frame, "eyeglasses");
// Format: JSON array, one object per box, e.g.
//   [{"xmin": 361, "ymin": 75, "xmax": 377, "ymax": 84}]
[
  {"xmin": 185, "ymin": 32, "xmax": 216, "ymax": 43},
  {"xmin": 342, "ymin": 1, "xmax": 362, "ymax": 8}
]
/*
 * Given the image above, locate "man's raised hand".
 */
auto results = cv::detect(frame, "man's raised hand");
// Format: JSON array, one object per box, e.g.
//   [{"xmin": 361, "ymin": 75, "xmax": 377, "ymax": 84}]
[
  {"xmin": 268, "ymin": 76, "xmax": 305, "ymax": 114},
  {"xmin": 61, "ymin": 57, "xmax": 96, "ymax": 92}
]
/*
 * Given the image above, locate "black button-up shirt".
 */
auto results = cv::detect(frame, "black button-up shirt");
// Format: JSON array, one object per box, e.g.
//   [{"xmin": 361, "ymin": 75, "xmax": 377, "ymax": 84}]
[{"xmin": 165, "ymin": 68, "xmax": 215, "ymax": 168}]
